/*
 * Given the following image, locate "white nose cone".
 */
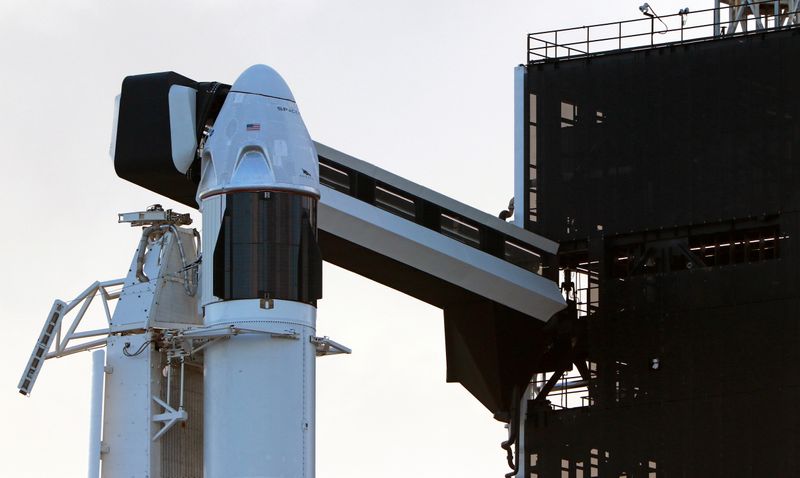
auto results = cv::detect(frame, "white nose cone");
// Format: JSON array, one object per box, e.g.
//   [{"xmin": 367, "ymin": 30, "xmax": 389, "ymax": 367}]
[
  {"xmin": 197, "ymin": 64, "xmax": 319, "ymax": 201},
  {"xmin": 230, "ymin": 64, "xmax": 296, "ymax": 102}
]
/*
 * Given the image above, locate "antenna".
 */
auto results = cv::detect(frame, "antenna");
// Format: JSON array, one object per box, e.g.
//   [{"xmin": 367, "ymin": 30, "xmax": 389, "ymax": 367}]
[{"xmin": 639, "ymin": 2, "xmax": 669, "ymax": 34}]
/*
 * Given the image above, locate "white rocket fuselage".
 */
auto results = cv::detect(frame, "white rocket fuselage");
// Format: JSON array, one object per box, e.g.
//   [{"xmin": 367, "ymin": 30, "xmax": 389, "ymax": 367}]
[{"xmin": 197, "ymin": 65, "xmax": 321, "ymax": 478}]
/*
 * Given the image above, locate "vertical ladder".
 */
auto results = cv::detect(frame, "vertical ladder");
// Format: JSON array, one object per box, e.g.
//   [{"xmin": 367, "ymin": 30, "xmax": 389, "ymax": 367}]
[{"xmin": 18, "ymin": 300, "xmax": 67, "ymax": 395}]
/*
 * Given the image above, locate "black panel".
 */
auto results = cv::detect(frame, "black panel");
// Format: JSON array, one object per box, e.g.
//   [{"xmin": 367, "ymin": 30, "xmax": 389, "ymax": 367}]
[
  {"xmin": 523, "ymin": 28, "xmax": 800, "ymax": 477},
  {"xmin": 526, "ymin": 230, "xmax": 800, "ymax": 476},
  {"xmin": 444, "ymin": 301, "xmax": 550, "ymax": 421},
  {"xmin": 114, "ymin": 72, "xmax": 200, "ymax": 205},
  {"xmin": 528, "ymin": 29, "xmax": 800, "ymax": 242},
  {"xmin": 114, "ymin": 72, "xmax": 231, "ymax": 206},
  {"xmin": 214, "ymin": 192, "xmax": 322, "ymax": 305}
]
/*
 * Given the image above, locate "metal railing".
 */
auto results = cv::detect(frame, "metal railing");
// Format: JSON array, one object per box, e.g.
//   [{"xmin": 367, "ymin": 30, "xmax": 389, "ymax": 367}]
[
  {"xmin": 528, "ymin": 0, "xmax": 800, "ymax": 63},
  {"xmin": 531, "ymin": 365, "xmax": 595, "ymax": 410}
]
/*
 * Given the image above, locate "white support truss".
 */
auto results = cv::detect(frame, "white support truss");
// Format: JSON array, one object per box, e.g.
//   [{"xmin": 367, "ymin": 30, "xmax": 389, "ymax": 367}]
[{"xmin": 18, "ymin": 278, "xmax": 124, "ymax": 395}]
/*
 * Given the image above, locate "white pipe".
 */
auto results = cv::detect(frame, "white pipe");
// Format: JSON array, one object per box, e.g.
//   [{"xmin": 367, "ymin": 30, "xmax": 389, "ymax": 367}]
[
  {"xmin": 513, "ymin": 65, "xmax": 527, "ymax": 228},
  {"xmin": 551, "ymin": 379, "xmax": 590, "ymax": 392},
  {"xmin": 88, "ymin": 349, "xmax": 105, "ymax": 478},
  {"xmin": 515, "ymin": 382, "xmax": 532, "ymax": 478}
]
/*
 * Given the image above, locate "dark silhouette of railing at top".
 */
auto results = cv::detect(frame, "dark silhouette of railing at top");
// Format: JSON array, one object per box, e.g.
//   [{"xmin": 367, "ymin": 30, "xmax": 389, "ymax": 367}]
[{"xmin": 528, "ymin": 0, "xmax": 800, "ymax": 63}]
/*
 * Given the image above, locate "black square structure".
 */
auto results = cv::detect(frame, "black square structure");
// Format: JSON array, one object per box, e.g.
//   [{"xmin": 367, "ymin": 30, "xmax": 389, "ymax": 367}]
[{"xmin": 521, "ymin": 26, "xmax": 800, "ymax": 477}]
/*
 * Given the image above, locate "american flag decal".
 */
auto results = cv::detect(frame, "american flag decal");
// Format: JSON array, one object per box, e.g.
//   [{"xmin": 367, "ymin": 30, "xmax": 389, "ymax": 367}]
[{"xmin": 246, "ymin": 123, "xmax": 261, "ymax": 131}]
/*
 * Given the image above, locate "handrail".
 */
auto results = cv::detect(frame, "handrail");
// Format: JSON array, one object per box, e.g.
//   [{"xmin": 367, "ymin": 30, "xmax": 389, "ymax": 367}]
[{"xmin": 528, "ymin": 0, "xmax": 800, "ymax": 63}]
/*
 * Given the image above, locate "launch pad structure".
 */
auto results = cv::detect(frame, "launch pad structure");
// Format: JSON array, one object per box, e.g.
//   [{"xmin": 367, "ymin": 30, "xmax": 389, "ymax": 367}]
[
  {"xmin": 18, "ymin": 65, "xmax": 564, "ymax": 477},
  {"xmin": 515, "ymin": 2, "xmax": 800, "ymax": 476},
  {"xmin": 17, "ymin": 1, "xmax": 800, "ymax": 477}
]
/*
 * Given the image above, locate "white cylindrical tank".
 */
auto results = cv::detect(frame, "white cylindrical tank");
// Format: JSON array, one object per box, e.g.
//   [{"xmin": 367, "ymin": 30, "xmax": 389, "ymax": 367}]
[
  {"xmin": 203, "ymin": 300, "xmax": 316, "ymax": 477},
  {"xmin": 198, "ymin": 64, "xmax": 321, "ymax": 478}
]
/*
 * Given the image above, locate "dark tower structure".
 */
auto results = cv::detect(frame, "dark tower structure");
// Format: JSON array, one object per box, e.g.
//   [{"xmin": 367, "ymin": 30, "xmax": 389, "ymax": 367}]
[{"xmin": 518, "ymin": 9, "xmax": 800, "ymax": 477}]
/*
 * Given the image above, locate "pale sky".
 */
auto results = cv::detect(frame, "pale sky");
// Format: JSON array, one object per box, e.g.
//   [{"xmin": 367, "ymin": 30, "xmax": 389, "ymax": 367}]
[{"xmin": 0, "ymin": 1, "xmax": 698, "ymax": 476}]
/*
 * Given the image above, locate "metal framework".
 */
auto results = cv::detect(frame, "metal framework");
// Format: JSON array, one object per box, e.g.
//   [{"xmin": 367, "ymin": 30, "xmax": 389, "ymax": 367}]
[
  {"xmin": 518, "ymin": 21, "xmax": 800, "ymax": 475},
  {"xmin": 18, "ymin": 278, "xmax": 124, "ymax": 395},
  {"xmin": 527, "ymin": 0, "xmax": 800, "ymax": 63}
]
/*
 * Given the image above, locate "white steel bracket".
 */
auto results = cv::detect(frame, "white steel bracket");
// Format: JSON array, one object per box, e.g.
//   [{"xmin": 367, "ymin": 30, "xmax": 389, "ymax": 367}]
[
  {"xmin": 151, "ymin": 395, "xmax": 188, "ymax": 441},
  {"xmin": 311, "ymin": 336, "xmax": 352, "ymax": 356}
]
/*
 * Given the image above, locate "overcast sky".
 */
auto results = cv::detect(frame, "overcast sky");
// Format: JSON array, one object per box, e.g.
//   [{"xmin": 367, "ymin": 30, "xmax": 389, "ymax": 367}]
[{"xmin": 0, "ymin": 1, "xmax": 697, "ymax": 476}]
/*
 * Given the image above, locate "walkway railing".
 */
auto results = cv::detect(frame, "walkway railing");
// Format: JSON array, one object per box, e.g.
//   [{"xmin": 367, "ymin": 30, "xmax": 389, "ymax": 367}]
[{"xmin": 528, "ymin": 0, "xmax": 800, "ymax": 63}]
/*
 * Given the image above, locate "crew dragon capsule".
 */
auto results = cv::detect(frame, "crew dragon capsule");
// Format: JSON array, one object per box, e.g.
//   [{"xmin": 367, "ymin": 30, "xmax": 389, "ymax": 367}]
[{"xmin": 198, "ymin": 65, "xmax": 322, "ymax": 477}]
